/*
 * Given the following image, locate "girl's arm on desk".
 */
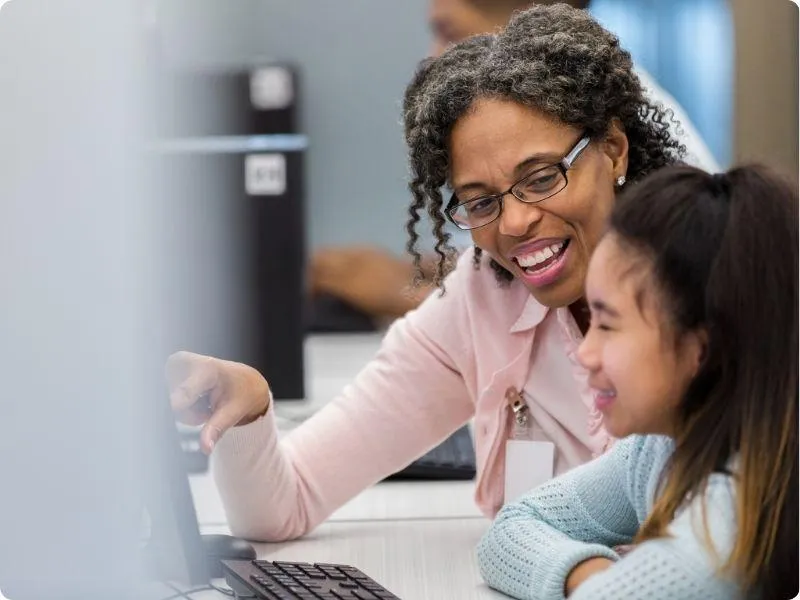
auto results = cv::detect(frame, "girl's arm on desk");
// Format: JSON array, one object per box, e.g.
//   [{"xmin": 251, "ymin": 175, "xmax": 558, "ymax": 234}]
[
  {"xmin": 477, "ymin": 436, "xmax": 739, "ymax": 600},
  {"xmin": 477, "ymin": 435, "xmax": 643, "ymax": 600}
]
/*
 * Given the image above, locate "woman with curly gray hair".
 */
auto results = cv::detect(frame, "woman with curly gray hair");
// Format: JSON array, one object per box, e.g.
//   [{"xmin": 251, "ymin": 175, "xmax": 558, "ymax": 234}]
[
  {"xmin": 166, "ymin": 4, "xmax": 686, "ymax": 546},
  {"xmin": 404, "ymin": 5, "xmax": 684, "ymax": 290}
]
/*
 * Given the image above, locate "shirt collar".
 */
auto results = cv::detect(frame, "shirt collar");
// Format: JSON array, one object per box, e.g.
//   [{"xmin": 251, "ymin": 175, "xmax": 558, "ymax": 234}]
[
  {"xmin": 556, "ymin": 306, "xmax": 584, "ymax": 343},
  {"xmin": 508, "ymin": 295, "xmax": 586, "ymax": 342},
  {"xmin": 509, "ymin": 293, "xmax": 549, "ymax": 333}
]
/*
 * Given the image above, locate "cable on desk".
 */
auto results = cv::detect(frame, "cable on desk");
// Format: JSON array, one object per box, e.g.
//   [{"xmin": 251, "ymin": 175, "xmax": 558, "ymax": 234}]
[
  {"xmin": 160, "ymin": 580, "xmax": 236, "ymax": 600},
  {"xmin": 159, "ymin": 584, "xmax": 211, "ymax": 600},
  {"xmin": 209, "ymin": 582, "xmax": 236, "ymax": 596}
]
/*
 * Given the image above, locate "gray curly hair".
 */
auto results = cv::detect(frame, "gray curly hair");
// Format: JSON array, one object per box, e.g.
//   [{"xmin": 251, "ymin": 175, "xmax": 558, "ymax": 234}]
[{"xmin": 403, "ymin": 3, "xmax": 686, "ymax": 286}]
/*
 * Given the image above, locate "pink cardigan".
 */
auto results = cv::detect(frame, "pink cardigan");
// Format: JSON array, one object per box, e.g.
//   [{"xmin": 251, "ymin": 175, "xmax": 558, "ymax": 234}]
[{"xmin": 212, "ymin": 248, "xmax": 611, "ymax": 541}]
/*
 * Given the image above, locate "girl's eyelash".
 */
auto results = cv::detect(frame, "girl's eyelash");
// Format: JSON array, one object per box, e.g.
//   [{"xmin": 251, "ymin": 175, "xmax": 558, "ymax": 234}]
[{"xmin": 588, "ymin": 312, "xmax": 611, "ymax": 331}]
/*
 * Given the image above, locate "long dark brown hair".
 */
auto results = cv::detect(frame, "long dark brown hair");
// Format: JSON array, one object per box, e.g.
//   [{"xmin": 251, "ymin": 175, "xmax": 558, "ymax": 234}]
[{"xmin": 610, "ymin": 164, "xmax": 798, "ymax": 599}]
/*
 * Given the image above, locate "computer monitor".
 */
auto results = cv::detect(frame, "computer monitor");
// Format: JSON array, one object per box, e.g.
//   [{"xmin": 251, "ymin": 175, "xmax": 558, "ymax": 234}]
[{"xmin": 141, "ymin": 396, "xmax": 210, "ymax": 588}]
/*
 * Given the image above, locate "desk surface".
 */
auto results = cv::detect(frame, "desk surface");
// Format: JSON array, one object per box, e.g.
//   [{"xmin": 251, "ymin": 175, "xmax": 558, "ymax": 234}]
[
  {"xmin": 185, "ymin": 518, "xmax": 505, "ymax": 600},
  {"xmin": 192, "ymin": 474, "xmax": 482, "ymax": 526}
]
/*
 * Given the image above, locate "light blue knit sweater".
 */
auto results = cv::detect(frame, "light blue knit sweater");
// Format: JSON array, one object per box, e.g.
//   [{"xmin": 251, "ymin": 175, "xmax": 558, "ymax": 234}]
[{"xmin": 477, "ymin": 435, "xmax": 744, "ymax": 600}]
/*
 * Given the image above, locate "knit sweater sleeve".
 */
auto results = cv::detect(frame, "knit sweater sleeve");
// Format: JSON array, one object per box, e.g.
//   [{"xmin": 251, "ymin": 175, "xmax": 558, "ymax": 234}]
[
  {"xmin": 568, "ymin": 473, "xmax": 740, "ymax": 600},
  {"xmin": 476, "ymin": 436, "xmax": 645, "ymax": 599},
  {"xmin": 477, "ymin": 436, "xmax": 741, "ymax": 600}
]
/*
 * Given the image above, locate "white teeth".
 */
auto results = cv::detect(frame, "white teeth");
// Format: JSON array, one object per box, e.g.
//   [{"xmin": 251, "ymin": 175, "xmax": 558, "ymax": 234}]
[{"xmin": 516, "ymin": 241, "xmax": 566, "ymax": 268}]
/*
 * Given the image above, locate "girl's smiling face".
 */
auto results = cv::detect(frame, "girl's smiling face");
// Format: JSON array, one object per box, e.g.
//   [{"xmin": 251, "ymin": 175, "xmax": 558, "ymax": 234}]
[{"xmin": 576, "ymin": 234, "xmax": 705, "ymax": 438}]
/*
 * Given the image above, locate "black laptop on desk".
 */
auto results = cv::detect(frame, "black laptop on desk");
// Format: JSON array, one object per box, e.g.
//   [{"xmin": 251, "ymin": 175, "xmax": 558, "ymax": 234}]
[
  {"xmin": 304, "ymin": 295, "xmax": 476, "ymax": 481},
  {"xmin": 385, "ymin": 426, "xmax": 476, "ymax": 482}
]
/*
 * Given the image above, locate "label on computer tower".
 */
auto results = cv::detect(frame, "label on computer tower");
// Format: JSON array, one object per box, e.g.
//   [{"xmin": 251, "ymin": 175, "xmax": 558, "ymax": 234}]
[{"xmin": 245, "ymin": 153, "xmax": 287, "ymax": 195}]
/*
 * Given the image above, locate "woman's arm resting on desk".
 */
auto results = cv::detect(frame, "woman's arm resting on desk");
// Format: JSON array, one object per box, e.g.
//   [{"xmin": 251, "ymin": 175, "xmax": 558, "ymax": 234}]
[{"xmin": 476, "ymin": 437, "xmax": 647, "ymax": 600}]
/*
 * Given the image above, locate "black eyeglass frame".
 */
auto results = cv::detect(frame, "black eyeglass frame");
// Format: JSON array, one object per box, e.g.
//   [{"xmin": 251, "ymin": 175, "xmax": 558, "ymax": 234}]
[{"xmin": 445, "ymin": 132, "xmax": 592, "ymax": 231}]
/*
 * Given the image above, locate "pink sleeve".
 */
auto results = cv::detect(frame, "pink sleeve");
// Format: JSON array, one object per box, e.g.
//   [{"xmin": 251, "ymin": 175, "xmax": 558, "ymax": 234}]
[{"xmin": 211, "ymin": 273, "xmax": 477, "ymax": 542}]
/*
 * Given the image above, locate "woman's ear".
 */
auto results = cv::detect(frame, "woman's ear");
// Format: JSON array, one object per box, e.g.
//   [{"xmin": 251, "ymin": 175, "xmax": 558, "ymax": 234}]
[{"xmin": 604, "ymin": 119, "xmax": 629, "ymax": 182}]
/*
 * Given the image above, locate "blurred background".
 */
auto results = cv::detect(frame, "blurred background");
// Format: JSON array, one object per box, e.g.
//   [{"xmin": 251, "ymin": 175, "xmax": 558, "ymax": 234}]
[{"xmin": 151, "ymin": 0, "xmax": 797, "ymax": 255}]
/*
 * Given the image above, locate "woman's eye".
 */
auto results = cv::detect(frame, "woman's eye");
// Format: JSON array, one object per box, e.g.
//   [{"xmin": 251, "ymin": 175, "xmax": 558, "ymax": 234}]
[
  {"xmin": 526, "ymin": 173, "xmax": 558, "ymax": 192},
  {"xmin": 466, "ymin": 197, "xmax": 497, "ymax": 216},
  {"xmin": 522, "ymin": 167, "xmax": 561, "ymax": 194}
]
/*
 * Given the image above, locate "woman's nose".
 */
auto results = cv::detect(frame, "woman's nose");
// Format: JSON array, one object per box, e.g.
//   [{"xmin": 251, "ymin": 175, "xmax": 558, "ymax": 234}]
[{"xmin": 497, "ymin": 195, "xmax": 543, "ymax": 237}]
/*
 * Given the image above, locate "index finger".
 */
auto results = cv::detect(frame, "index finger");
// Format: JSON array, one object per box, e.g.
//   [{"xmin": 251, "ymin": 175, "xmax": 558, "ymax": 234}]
[{"xmin": 166, "ymin": 351, "xmax": 219, "ymax": 412}]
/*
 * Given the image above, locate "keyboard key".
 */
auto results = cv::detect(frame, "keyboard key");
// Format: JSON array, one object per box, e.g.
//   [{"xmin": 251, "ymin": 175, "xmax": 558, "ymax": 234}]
[
  {"xmin": 362, "ymin": 582, "xmax": 384, "ymax": 590},
  {"xmin": 276, "ymin": 561, "xmax": 313, "ymax": 569},
  {"xmin": 250, "ymin": 575, "xmax": 288, "ymax": 595},
  {"xmin": 339, "ymin": 567, "xmax": 370, "ymax": 580},
  {"xmin": 298, "ymin": 565, "xmax": 328, "ymax": 579},
  {"xmin": 257, "ymin": 563, "xmax": 285, "ymax": 575},
  {"xmin": 286, "ymin": 585, "xmax": 317, "ymax": 599}
]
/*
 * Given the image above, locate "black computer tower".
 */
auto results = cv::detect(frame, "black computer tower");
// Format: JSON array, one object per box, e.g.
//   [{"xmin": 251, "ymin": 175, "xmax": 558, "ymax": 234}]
[
  {"xmin": 153, "ymin": 64, "xmax": 306, "ymax": 401},
  {"xmin": 157, "ymin": 64, "xmax": 299, "ymax": 137}
]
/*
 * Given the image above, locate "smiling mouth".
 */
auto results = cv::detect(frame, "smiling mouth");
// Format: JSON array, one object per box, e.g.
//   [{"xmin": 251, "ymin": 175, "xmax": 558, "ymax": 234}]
[
  {"xmin": 594, "ymin": 388, "xmax": 617, "ymax": 410},
  {"xmin": 512, "ymin": 240, "xmax": 570, "ymax": 274}
]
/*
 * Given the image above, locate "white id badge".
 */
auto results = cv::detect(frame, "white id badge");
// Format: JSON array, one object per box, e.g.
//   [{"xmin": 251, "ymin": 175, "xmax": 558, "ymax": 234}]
[{"xmin": 504, "ymin": 440, "xmax": 555, "ymax": 504}]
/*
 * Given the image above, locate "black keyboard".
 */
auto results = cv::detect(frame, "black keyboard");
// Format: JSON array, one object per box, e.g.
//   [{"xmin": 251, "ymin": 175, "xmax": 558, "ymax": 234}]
[
  {"xmin": 223, "ymin": 559, "xmax": 400, "ymax": 599},
  {"xmin": 384, "ymin": 425, "xmax": 476, "ymax": 481}
]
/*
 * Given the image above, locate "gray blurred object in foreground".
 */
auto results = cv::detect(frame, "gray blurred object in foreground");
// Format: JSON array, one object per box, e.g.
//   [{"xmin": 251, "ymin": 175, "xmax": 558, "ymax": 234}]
[{"xmin": 0, "ymin": 1, "xmax": 163, "ymax": 598}]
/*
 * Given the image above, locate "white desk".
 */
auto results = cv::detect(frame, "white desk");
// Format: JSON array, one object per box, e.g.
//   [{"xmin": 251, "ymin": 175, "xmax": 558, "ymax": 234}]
[
  {"xmin": 186, "ymin": 333, "xmax": 498, "ymax": 599},
  {"xmin": 192, "ymin": 475, "xmax": 481, "ymax": 526},
  {"xmin": 179, "ymin": 518, "xmax": 504, "ymax": 600}
]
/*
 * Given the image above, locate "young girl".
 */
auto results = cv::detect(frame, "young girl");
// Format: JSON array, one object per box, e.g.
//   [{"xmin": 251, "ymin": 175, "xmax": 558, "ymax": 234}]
[{"xmin": 477, "ymin": 164, "xmax": 798, "ymax": 600}]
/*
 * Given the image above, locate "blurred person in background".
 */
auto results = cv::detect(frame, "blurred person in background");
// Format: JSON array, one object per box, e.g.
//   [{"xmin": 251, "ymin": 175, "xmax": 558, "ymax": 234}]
[{"xmin": 309, "ymin": 0, "xmax": 720, "ymax": 323}]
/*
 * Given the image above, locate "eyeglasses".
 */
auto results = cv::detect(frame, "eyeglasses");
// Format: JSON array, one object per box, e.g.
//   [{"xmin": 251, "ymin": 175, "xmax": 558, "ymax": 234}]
[{"xmin": 445, "ymin": 132, "xmax": 591, "ymax": 231}]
